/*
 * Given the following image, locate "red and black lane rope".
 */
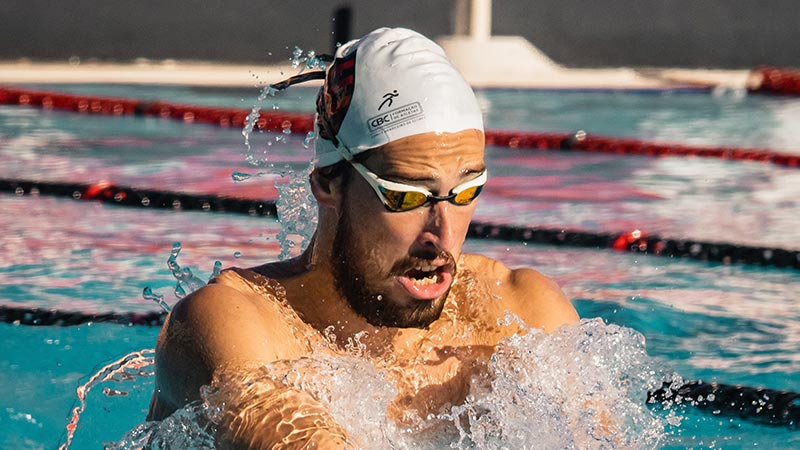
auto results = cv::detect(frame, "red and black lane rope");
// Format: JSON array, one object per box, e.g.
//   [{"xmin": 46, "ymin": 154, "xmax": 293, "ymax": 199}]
[
  {"xmin": 485, "ymin": 129, "xmax": 800, "ymax": 169},
  {"xmin": 750, "ymin": 66, "xmax": 800, "ymax": 96},
  {"xmin": 0, "ymin": 86, "xmax": 314, "ymax": 133},
  {"xmin": 4, "ymin": 178, "xmax": 799, "ymax": 271},
  {"xmin": 0, "ymin": 302, "xmax": 797, "ymax": 429},
  {"xmin": 1, "ymin": 86, "xmax": 799, "ymax": 169},
  {"xmin": 1, "ymin": 179, "xmax": 276, "ymax": 216},
  {"xmin": 468, "ymin": 223, "xmax": 800, "ymax": 271}
]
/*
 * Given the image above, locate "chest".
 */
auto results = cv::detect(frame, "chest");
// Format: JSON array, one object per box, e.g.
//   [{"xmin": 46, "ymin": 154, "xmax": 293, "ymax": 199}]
[{"xmin": 368, "ymin": 318, "xmax": 513, "ymax": 419}]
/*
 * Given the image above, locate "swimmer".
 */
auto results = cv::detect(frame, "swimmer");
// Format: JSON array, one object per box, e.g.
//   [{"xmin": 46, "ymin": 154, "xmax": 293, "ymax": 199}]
[{"xmin": 148, "ymin": 27, "xmax": 579, "ymax": 448}]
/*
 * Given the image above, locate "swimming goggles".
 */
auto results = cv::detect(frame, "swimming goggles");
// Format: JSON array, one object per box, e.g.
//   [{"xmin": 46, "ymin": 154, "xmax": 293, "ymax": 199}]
[{"xmin": 348, "ymin": 160, "xmax": 487, "ymax": 212}]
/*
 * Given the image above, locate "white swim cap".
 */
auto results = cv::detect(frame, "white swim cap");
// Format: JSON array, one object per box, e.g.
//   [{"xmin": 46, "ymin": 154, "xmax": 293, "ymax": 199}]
[{"xmin": 314, "ymin": 27, "xmax": 484, "ymax": 167}]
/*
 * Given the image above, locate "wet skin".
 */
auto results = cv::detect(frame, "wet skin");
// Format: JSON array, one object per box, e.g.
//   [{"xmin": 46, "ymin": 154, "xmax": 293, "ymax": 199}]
[{"xmin": 148, "ymin": 130, "xmax": 580, "ymax": 448}]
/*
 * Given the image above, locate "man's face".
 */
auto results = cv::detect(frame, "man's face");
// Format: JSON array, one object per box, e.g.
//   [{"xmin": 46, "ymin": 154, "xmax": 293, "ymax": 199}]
[{"xmin": 331, "ymin": 130, "xmax": 485, "ymax": 328}]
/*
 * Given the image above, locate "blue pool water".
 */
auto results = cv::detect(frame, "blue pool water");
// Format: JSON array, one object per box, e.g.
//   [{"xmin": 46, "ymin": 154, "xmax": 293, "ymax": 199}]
[{"xmin": 1, "ymin": 84, "xmax": 799, "ymax": 449}]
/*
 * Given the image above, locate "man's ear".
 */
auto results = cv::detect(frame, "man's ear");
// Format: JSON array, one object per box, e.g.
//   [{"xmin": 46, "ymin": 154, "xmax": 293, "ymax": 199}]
[{"xmin": 310, "ymin": 170, "xmax": 339, "ymax": 209}]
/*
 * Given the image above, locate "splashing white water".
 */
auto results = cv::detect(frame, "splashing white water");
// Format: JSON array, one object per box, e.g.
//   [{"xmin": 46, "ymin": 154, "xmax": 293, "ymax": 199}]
[
  {"xmin": 274, "ymin": 161, "xmax": 318, "ymax": 260},
  {"xmin": 108, "ymin": 320, "xmax": 679, "ymax": 449},
  {"xmin": 141, "ymin": 242, "xmax": 222, "ymax": 309},
  {"xmin": 59, "ymin": 350, "xmax": 155, "ymax": 450},
  {"xmin": 239, "ymin": 47, "xmax": 321, "ymax": 259}
]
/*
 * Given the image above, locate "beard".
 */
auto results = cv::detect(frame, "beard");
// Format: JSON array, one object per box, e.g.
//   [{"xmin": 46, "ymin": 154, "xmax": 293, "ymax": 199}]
[{"xmin": 330, "ymin": 202, "xmax": 455, "ymax": 328}]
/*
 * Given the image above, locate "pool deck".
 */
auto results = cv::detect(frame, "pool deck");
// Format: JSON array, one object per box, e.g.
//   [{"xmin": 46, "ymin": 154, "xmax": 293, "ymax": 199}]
[
  {"xmin": 0, "ymin": 60, "xmax": 755, "ymax": 92},
  {"xmin": 0, "ymin": 34, "xmax": 763, "ymax": 91}
]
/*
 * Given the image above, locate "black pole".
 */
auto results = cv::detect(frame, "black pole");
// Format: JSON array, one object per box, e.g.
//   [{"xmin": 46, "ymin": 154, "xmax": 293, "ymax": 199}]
[{"xmin": 332, "ymin": 5, "xmax": 352, "ymax": 53}]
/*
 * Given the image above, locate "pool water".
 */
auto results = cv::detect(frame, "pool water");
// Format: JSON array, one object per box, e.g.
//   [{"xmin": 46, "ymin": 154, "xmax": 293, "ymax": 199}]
[{"xmin": 1, "ymin": 84, "xmax": 799, "ymax": 449}]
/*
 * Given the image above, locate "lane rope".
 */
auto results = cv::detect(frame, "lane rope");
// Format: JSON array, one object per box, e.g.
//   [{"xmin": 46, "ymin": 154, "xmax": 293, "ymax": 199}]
[
  {"xmin": 750, "ymin": 66, "xmax": 800, "ymax": 96},
  {"xmin": 648, "ymin": 380, "xmax": 799, "ymax": 429},
  {"xmin": 1, "ymin": 86, "xmax": 798, "ymax": 169},
  {"xmin": 4, "ymin": 178, "xmax": 798, "ymax": 271},
  {"xmin": 1, "ymin": 303, "xmax": 796, "ymax": 429},
  {"xmin": 1, "ymin": 178, "xmax": 276, "ymax": 216},
  {"xmin": 0, "ymin": 304, "xmax": 165, "ymax": 326}
]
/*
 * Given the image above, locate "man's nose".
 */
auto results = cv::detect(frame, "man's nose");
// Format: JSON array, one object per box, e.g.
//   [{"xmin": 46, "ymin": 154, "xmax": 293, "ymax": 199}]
[{"xmin": 417, "ymin": 200, "xmax": 454, "ymax": 251}]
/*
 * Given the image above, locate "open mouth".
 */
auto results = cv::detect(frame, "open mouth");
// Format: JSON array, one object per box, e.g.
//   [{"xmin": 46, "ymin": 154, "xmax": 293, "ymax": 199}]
[
  {"xmin": 396, "ymin": 261, "xmax": 454, "ymax": 300},
  {"xmin": 406, "ymin": 269, "xmax": 441, "ymax": 285}
]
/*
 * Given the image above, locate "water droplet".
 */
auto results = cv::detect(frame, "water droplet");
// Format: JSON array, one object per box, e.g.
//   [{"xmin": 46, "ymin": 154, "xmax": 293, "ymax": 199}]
[
  {"xmin": 143, "ymin": 286, "xmax": 170, "ymax": 312},
  {"xmin": 174, "ymin": 284, "xmax": 186, "ymax": 299},
  {"xmin": 233, "ymin": 251, "xmax": 242, "ymax": 259},
  {"xmin": 210, "ymin": 261, "xmax": 222, "ymax": 281},
  {"xmin": 232, "ymin": 171, "xmax": 252, "ymax": 182},
  {"xmin": 303, "ymin": 131, "xmax": 316, "ymax": 149}
]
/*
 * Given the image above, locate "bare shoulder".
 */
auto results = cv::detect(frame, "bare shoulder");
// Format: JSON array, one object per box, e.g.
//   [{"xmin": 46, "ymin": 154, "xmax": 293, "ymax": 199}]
[
  {"xmin": 461, "ymin": 253, "xmax": 579, "ymax": 333},
  {"xmin": 150, "ymin": 269, "xmax": 310, "ymax": 419}
]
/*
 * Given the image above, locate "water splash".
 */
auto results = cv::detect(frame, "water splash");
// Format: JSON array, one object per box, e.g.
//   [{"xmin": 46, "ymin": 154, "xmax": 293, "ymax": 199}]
[
  {"xmin": 109, "ymin": 320, "xmax": 679, "ymax": 449},
  {"xmin": 241, "ymin": 84, "xmax": 279, "ymax": 167},
  {"xmin": 209, "ymin": 261, "xmax": 222, "ymax": 281},
  {"xmin": 231, "ymin": 170, "xmax": 272, "ymax": 183},
  {"xmin": 58, "ymin": 350, "xmax": 155, "ymax": 450},
  {"xmin": 142, "ymin": 243, "xmax": 220, "ymax": 307},
  {"xmin": 240, "ymin": 46, "xmax": 322, "ymax": 258},
  {"xmin": 142, "ymin": 286, "xmax": 170, "ymax": 313},
  {"xmin": 167, "ymin": 242, "xmax": 206, "ymax": 299},
  {"xmin": 110, "ymin": 403, "xmax": 216, "ymax": 450},
  {"xmin": 303, "ymin": 130, "xmax": 316, "ymax": 149},
  {"xmin": 274, "ymin": 161, "xmax": 318, "ymax": 260},
  {"xmin": 291, "ymin": 46, "xmax": 327, "ymax": 71},
  {"xmin": 231, "ymin": 171, "xmax": 252, "ymax": 182},
  {"xmin": 438, "ymin": 319, "xmax": 678, "ymax": 449}
]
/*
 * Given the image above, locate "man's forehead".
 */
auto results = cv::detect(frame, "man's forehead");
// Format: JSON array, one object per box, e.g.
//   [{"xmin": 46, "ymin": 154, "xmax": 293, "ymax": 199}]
[{"xmin": 365, "ymin": 130, "xmax": 485, "ymax": 173}]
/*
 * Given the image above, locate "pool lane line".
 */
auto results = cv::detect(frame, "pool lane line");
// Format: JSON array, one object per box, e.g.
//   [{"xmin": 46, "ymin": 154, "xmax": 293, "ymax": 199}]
[
  {"xmin": 752, "ymin": 66, "xmax": 800, "ymax": 96},
  {"xmin": 0, "ymin": 178, "xmax": 277, "ymax": 216},
  {"xmin": 467, "ymin": 223, "xmax": 800, "ymax": 271},
  {"xmin": 648, "ymin": 380, "xmax": 799, "ymax": 429},
  {"xmin": 0, "ymin": 304, "xmax": 164, "ymax": 326},
  {"xmin": 3, "ymin": 177, "xmax": 799, "ymax": 271},
  {"xmin": 1, "ymin": 86, "xmax": 799, "ymax": 169},
  {"xmin": 1, "ymin": 302, "xmax": 797, "ymax": 430}
]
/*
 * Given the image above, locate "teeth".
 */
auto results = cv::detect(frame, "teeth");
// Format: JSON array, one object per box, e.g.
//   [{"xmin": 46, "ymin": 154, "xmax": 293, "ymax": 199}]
[
  {"xmin": 413, "ymin": 274, "xmax": 439, "ymax": 285},
  {"xmin": 416, "ymin": 262, "xmax": 438, "ymax": 272}
]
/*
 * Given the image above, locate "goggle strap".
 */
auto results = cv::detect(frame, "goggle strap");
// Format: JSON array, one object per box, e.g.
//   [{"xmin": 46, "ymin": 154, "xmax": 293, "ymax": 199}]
[{"xmin": 268, "ymin": 53, "xmax": 335, "ymax": 91}]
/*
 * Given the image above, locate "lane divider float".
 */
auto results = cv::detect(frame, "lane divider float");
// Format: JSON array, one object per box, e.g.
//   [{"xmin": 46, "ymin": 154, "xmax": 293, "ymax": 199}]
[
  {"xmin": 4, "ymin": 178, "xmax": 798, "ymax": 271},
  {"xmin": 1, "ymin": 179, "xmax": 276, "ymax": 216},
  {"xmin": 1, "ymin": 86, "xmax": 798, "ymax": 169},
  {"xmin": 750, "ymin": 66, "xmax": 800, "ymax": 96}
]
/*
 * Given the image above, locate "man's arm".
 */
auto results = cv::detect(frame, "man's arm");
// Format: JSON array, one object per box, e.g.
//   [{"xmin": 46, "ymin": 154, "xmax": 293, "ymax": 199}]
[
  {"xmin": 505, "ymin": 266, "xmax": 580, "ymax": 333},
  {"xmin": 212, "ymin": 371, "xmax": 353, "ymax": 450},
  {"xmin": 463, "ymin": 254, "xmax": 579, "ymax": 333},
  {"xmin": 148, "ymin": 282, "xmax": 355, "ymax": 448}
]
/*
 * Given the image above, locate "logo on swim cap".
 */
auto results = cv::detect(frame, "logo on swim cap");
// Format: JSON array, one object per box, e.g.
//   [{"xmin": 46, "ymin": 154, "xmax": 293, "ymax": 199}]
[
  {"xmin": 378, "ymin": 90, "xmax": 399, "ymax": 111},
  {"xmin": 368, "ymin": 102, "xmax": 424, "ymax": 136}
]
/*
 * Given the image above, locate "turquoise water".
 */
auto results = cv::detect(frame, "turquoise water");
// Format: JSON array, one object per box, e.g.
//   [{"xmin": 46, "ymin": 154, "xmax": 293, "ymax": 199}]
[{"xmin": 1, "ymin": 84, "xmax": 799, "ymax": 448}]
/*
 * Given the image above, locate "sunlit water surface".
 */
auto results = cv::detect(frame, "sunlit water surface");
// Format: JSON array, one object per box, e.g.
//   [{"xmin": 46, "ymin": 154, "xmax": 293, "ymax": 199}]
[{"xmin": 1, "ymin": 84, "xmax": 799, "ymax": 449}]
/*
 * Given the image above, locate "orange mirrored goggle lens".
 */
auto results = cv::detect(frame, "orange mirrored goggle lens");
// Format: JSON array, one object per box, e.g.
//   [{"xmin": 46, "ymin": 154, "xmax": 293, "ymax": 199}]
[{"xmin": 380, "ymin": 185, "xmax": 483, "ymax": 212}]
